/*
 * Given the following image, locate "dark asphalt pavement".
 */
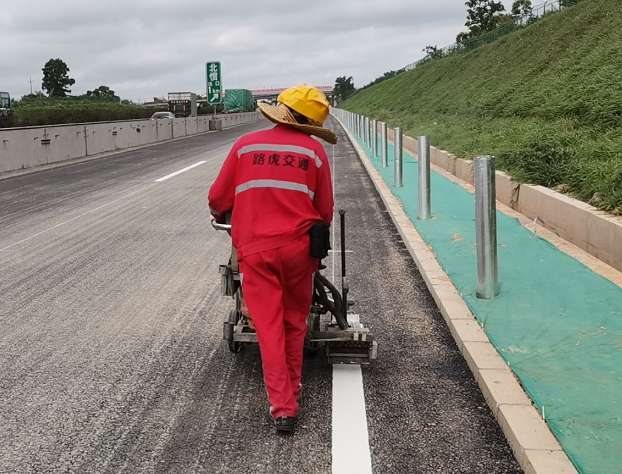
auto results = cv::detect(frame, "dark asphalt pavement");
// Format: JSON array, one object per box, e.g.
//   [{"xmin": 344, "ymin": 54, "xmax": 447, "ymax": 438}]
[{"xmin": 0, "ymin": 118, "xmax": 521, "ymax": 473}]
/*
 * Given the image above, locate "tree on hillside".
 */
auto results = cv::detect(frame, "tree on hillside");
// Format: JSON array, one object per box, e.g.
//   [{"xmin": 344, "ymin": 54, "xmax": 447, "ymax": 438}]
[
  {"xmin": 85, "ymin": 85, "xmax": 120, "ymax": 101},
  {"xmin": 457, "ymin": 0, "xmax": 507, "ymax": 42},
  {"xmin": 423, "ymin": 45, "xmax": 444, "ymax": 59},
  {"xmin": 511, "ymin": 0, "xmax": 532, "ymax": 16},
  {"xmin": 42, "ymin": 58, "xmax": 76, "ymax": 97},
  {"xmin": 334, "ymin": 76, "xmax": 355, "ymax": 103},
  {"xmin": 560, "ymin": 0, "xmax": 582, "ymax": 6}
]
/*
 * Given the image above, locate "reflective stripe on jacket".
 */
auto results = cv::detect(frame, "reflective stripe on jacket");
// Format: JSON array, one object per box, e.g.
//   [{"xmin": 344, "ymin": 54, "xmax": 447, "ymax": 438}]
[{"xmin": 208, "ymin": 124, "xmax": 334, "ymax": 259}]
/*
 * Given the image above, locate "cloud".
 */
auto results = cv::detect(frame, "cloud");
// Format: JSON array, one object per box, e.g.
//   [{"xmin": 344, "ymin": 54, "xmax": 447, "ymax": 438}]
[{"xmin": 0, "ymin": 0, "xmax": 514, "ymax": 101}]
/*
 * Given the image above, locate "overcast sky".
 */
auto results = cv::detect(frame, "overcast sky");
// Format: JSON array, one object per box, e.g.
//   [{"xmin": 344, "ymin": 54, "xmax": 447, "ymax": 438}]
[{"xmin": 1, "ymin": 0, "xmax": 513, "ymax": 102}]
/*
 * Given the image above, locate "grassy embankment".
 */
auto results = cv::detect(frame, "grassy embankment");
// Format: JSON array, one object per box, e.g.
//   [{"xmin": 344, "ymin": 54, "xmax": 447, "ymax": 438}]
[{"xmin": 341, "ymin": 0, "xmax": 622, "ymax": 214}]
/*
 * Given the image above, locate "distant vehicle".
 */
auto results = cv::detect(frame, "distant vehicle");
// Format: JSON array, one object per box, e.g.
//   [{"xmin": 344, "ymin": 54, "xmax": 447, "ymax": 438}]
[
  {"xmin": 151, "ymin": 111, "xmax": 175, "ymax": 120},
  {"xmin": 0, "ymin": 91, "xmax": 12, "ymax": 126},
  {"xmin": 223, "ymin": 89, "xmax": 255, "ymax": 113},
  {"xmin": 167, "ymin": 92, "xmax": 197, "ymax": 117}
]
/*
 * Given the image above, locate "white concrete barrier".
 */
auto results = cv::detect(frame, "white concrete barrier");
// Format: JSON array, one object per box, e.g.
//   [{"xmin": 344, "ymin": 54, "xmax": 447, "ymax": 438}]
[
  {"xmin": 0, "ymin": 128, "xmax": 49, "ymax": 173},
  {"xmin": 172, "ymin": 118, "xmax": 187, "ymax": 138},
  {"xmin": 0, "ymin": 112, "xmax": 260, "ymax": 176},
  {"xmin": 186, "ymin": 117, "xmax": 198, "ymax": 136},
  {"xmin": 156, "ymin": 120, "xmax": 173, "ymax": 141},
  {"xmin": 114, "ymin": 122, "xmax": 144, "ymax": 150},
  {"xmin": 85, "ymin": 123, "xmax": 116, "ymax": 155},
  {"xmin": 46, "ymin": 125, "xmax": 89, "ymax": 163},
  {"xmin": 197, "ymin": 117, "xmax": 208, "ymax": 133}
]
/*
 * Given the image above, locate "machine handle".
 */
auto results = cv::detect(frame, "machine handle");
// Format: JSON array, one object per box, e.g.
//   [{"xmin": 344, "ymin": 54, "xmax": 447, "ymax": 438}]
[
  {"xmin": 339, "ymin": 210, "xmax": 348, "ymax": 322},
  {"xmin": 211, "ymin": 217, "xmax": 232, "ymax": 231}
]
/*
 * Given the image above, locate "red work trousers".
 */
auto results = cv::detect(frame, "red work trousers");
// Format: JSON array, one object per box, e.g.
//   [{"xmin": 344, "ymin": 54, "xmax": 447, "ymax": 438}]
[{"xmin": 239, "ymin": 235, "xmax": 317, "ymax": 419}]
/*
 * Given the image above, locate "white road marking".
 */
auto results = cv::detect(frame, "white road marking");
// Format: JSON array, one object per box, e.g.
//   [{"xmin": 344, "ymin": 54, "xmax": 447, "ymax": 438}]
[
  {"xmin": 3, "ymin": 154, "xmax": 219, "ymax": 251},
  {"xmin": 0, "ymin": 184, "xmax": 157, "ymax": 252},
  {"xmin": 155, "ymin": 161, "xmax": 206, "ymax": 182},
  {"xmin": 332, "ymin": 363, "xmax": 373, "ymax": 474},
  {"xmin": 330, "ymin": 127, "xmax": 372, "ymax": 473}
]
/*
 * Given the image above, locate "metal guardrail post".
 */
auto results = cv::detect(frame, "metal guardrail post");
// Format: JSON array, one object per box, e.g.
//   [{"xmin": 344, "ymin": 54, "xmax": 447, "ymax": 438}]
[
  {"xmin": 364, "ymin": 117, "xmax": 369, "ymax": 147},
  {"xmin": 394, "ymin": 127, "xmax": 403, "ymax": 187},
  {"xmin": 474, "ymin": 155, "xmax": 499, "ymax": 299},
  {"xmin": 418, "ymin": 136, "xmax": 431, "ymax": 220},
  {"xmin": 371, "ymin": 120, "xmax": 378, "ymax": 157},
  {"xmin": 380, "ymin": 122, "xmax": 388, "ymax": 168}
]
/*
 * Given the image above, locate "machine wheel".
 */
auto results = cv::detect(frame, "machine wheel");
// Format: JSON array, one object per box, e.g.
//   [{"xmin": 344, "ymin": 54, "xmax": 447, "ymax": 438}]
[
  {"xmin": 225, "ymin": 310, "xmax": 242, "ymax": 353},
  {"xmin": 313, "ymin": 273, "xmax": 348, "ymax": 329}
]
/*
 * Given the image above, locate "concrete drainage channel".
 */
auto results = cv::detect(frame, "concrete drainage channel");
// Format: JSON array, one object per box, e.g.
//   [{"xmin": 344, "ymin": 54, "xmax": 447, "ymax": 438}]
[{"xmin": 0, "ymin": 112, "xmax": 260, "ymax": 176}]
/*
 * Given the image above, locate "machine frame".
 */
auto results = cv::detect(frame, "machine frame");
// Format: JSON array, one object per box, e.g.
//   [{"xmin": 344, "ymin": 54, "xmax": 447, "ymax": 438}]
[{"xmin": 211, "ymin": 210, "xmax": 377, "ymax": 364}]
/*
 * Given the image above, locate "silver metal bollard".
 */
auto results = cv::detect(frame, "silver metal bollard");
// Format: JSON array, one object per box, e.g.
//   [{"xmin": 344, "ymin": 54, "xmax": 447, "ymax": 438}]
[
  {"xmin": 394, "ymin": 127, "xmax": 403, "ymax": 187},
  {"xmin": 364, "ymin": 117, "xmax": 369, "ymax": 147},
  {"xmin": 474, "ymin": 155, "xmax": 499, "ymax": 299},
  {"xmin": 371, "ymin": 120, "xmax": 378, "ymax": 157},
  {"xmin": 380, "ymin": 122, "xmax": 388, "ymax": 168},
  {"xmin": 418, "ymin": 136, "xmax": 431, "ymax": 220}
]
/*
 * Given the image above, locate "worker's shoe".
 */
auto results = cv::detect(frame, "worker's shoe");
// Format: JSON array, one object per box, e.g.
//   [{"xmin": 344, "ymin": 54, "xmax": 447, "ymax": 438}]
[{"xmin": 274, "ymin": 416, "xmax": 296, "ymax": 433}]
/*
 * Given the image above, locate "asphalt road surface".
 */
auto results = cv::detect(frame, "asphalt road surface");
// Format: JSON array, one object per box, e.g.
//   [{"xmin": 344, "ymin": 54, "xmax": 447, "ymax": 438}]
[{"xmin": 0, "ymin": 118, "xmax": 522, "ymax": 473}]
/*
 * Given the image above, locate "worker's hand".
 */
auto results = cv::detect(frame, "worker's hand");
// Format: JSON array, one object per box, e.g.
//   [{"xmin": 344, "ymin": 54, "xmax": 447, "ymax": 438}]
[{"xmin": 210, "ymin": 212, "xmax": 225, "ymax": 224}]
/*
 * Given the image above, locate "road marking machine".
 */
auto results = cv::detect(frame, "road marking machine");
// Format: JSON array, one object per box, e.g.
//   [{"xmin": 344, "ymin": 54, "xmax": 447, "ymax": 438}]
[{"xmin": 211, "ymin": 210, "xmax": 377, "ymax": 364}]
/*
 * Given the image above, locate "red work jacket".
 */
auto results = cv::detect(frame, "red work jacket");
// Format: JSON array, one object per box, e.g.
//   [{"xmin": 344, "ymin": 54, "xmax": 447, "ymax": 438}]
[{"xmin": 208, "ymin": 124, "xmax": 334, "ymax": 260}]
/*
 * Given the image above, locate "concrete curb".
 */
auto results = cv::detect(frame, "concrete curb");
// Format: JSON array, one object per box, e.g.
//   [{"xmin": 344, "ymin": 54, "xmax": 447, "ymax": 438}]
[{"xmin": 336, "ymin": 119, "xmax": 579, "ymax": 474}]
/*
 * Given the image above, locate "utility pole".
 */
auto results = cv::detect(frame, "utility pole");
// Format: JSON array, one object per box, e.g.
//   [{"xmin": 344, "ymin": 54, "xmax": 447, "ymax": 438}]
[{"xmin": 29, "ymin": 77, "xmax": 33, "ymax": 94}]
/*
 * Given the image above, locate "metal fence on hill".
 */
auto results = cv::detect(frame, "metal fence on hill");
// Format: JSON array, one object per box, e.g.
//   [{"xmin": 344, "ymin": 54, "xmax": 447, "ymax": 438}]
[{"xmin": 404, "ymin": 0, "xmax": 569, "ymax": 72}]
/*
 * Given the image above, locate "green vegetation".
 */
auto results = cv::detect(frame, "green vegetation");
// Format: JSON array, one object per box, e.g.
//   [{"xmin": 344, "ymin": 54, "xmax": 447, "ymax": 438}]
[
  {"xmin": 334, "ymin": 76, "xmax": 356, "ymax": 102},
  {"xmin": 341, "ymin": 0, "xmax": 622, "ymax": 214},
  {"xmin": 12, "ymin": 94, "xmax": 164, "ymax": 127},
  {"xmin": 2, "ymin": 58, "xmax": 164, "ymax": 127},
  {"xmin": 42, "ymin": 58, "xmax": 76, "ymax": 97},
  {"xmin": 457, "ymin": 0, "xmax": 508, "ymax": 44}
]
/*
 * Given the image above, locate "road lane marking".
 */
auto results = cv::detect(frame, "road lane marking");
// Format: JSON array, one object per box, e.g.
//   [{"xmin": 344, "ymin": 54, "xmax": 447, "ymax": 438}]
[
  {"xmin": 155, "ymin": 161, "xmax": 206, "ymax": 182},
  {"xmin": 3, "ymin": 153, "xmax": 222, "ymax": 252},
  {"xmin": 0, "ymin": 184, "xmax": 157, "ymax": 252},
  {"xmin": 330, "ymin": 128, "xmax": 372, "ymax": 473},
  {"xmin": 332, "ymin": 363, "xmax": 373, "ymax": 474}
]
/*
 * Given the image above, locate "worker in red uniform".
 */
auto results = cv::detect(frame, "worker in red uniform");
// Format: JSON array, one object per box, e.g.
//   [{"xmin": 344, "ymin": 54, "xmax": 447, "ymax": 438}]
[{"xmin": 208, "ymin": 85, "xmax": 337, "ymax": 433}]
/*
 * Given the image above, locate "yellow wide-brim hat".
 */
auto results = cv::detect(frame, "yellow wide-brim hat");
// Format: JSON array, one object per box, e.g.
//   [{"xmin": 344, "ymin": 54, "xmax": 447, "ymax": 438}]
[{"xmin": 258, "ymin": 84, "xmax": 338, "ymax": 145}]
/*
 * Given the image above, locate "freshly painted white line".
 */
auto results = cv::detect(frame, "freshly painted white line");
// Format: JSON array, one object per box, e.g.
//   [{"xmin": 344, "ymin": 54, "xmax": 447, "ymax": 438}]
[
  {"xmin": 332, "ymin": 363, "xmax": 373, "ymax": 474},
  {"xmin": 0, "ymin": 184, "xmax": 157, "ymax": 252},
  {"xmin": 155, "ymin": 161, "xmax": 206, "ymax": 182}
]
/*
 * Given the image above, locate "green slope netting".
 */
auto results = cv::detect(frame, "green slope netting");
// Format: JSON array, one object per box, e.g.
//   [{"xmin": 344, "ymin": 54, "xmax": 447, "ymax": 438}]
[{"xmin": 350, "ymin": 131, "xmax": 622, "ymax": 474}]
